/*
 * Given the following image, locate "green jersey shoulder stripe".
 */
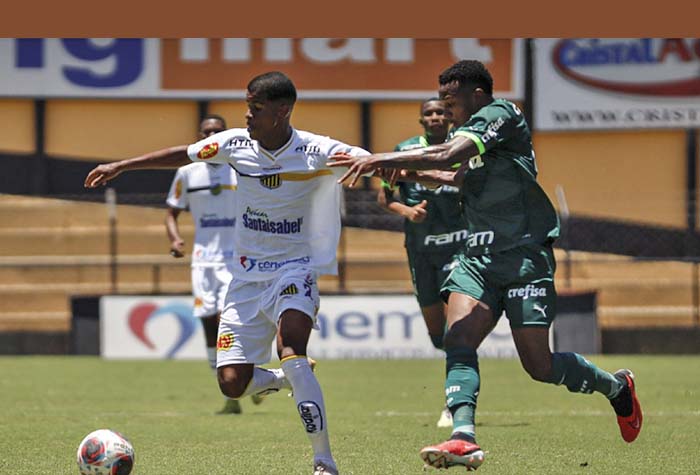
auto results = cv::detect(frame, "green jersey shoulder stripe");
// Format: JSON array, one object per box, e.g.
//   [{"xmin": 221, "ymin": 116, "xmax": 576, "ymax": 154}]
[{"xmin": 453, "ymin": 130, "xmax": 486, "ymax": 155}]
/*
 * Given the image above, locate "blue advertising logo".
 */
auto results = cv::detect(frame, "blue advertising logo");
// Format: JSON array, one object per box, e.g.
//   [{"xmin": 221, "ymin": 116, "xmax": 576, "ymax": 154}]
[
  {"xmin": 15, "ymin": 38, "xmax": 144, "ymax": 88},
  {"xmin": 128, "ymin": 302, "xmax": 197, "ymax": 358}
]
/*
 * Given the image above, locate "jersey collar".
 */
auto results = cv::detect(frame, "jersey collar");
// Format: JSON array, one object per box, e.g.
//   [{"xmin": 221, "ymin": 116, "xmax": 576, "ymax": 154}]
[{"xmin": 258, "ymin": 128, "xmax": 297, "ymax": 162}]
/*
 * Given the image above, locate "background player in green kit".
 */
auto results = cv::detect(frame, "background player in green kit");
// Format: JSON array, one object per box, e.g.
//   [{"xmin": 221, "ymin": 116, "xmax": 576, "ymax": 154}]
[
  {"xmin": 331, "ymin": 60, "xmax": 643, "ymax": 471},
  {"xmin": 377, "ymin": 98, "xmax": 467, "ymax": 428}
]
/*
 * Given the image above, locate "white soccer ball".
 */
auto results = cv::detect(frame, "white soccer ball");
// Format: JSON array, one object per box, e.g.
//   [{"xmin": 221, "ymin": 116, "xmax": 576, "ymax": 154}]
[{"xmin": 76, "ymin": 429, "xmax": 135, "ymax": 475}]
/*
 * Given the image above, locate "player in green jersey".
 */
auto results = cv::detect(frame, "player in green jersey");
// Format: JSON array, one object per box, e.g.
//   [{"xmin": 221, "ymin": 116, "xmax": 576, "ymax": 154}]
[
  {"xmin": 331, "ymin": 60, "xmax": 642, "ymax": 471},
  {"xmin": 377, "ymin": 98, "xmax": 466, "ymax": 428}
]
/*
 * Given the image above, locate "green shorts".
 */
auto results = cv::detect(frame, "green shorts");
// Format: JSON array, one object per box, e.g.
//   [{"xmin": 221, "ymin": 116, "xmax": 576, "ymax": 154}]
[
  {"xmin": 407, "ymin": 248, "xmax": 460, "ymax": 307},
  {"xmin": 441, "ymin": 243, "xmax": 557, "ymax": 328}
]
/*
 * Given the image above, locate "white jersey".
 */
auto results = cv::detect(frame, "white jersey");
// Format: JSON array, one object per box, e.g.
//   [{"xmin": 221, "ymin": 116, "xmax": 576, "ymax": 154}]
[
  {"xmin": 166, "ymin": 162, "xmax": 237, "ymax": 266},
  {"xmin": 186, "ymin": 127, "xmax": 368, "ymax": 282}
]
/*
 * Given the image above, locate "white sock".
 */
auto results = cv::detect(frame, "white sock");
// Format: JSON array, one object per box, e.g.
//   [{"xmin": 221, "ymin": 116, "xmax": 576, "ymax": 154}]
[
  {"xmin": 281, "ymin": 356, "xmax": 335, "ymax": 469},
  {"xmin": 238, "ymin": 367, "xmax": 288, "ymax": 398}
]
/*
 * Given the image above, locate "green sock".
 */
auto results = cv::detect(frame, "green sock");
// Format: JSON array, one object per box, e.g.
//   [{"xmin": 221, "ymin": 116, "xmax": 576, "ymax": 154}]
[
  {"xmin": 445, "ymin": 347, "xmax": 480, "ymax": 436},
  {"xmin": 548, "ymin": 352, "xmax": 623, "ymax": 398}
]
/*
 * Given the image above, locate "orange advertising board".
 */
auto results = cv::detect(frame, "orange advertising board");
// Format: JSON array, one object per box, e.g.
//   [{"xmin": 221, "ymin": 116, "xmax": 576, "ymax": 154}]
[{"xmin": 161, "ymin": 39, "xmax": 522, "ymax": 99}]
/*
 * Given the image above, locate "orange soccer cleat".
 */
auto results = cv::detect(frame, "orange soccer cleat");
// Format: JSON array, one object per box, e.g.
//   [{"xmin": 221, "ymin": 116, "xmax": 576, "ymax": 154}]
[
  {"xmin": 610, "ymin": 369, "xmax": 643, "ymax": 443},
  {"xmin": 420, "ymin": 438, "xmax": 485, "ymax": 471}
]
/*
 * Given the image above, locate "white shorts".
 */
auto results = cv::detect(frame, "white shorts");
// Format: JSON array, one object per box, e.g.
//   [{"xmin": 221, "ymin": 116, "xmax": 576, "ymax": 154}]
[
  {"xmin": 191, "ymin": 264, "xmax": 234, "ymax": 318},
  {"xmin": 216, "ymin": 267, "xmax": 320, "ymax": 367}
]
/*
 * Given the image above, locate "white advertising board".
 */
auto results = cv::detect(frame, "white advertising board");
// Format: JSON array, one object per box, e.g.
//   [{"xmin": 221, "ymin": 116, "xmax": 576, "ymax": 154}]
[
  {"xmin": 535, "ymin": 38, "xmax": 700, "ymax": 130},
  {"xmin": 100, "ymin": 294, "xmax": 519, "ymax": 360}
]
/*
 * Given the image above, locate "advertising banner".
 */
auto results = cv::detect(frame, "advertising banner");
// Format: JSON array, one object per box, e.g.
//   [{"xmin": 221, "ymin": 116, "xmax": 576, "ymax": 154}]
[
  {"xmin": 101, "ymin": 296, "xmax": 205, "ymax": 360},
  {"xmin": 0, "ymin": 38, "xmax": 523, "ymax": 100},
  {"xmin": 535, "ymin": 38, "xmax": 700, "ymax": 130},
  {"xmin": 310, "ymin": 295, "xmax": 518, "ymax": 359},
  {"xmin": 100, "ymin": 294, "xmax": 519, "ymax": 360}
]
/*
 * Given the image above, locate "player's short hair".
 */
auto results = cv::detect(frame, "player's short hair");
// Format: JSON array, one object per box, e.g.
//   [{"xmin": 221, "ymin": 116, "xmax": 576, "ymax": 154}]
[
  {"xmin": 247, "ymin": 71, "xmax": 297, "ymax": 104},
  {"xmin": 201, "ymin": 114, "xmax": 227, "ymax": 128},
  {"xmin": 438, "ymin": 60, "xmax": 493, "ymax": 95}
]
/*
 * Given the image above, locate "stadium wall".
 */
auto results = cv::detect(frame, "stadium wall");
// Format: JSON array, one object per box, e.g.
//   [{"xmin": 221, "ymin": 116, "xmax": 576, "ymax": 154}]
[{"xmin": 0, "ymin": 98, "xmax": 694, "ymax": 235}]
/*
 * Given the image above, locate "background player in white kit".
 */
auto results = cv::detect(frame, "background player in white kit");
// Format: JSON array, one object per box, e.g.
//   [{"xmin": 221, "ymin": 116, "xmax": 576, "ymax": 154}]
[
  {"xmin": 84, "ymin": 71, "xmax": 368, "ymax": 475},
  {"xmin": 165, "ymin": 114, "xmax": 262, "ymax": 415}
]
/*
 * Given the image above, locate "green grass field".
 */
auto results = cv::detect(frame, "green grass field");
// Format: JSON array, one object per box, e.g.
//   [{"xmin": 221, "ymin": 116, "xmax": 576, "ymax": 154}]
[{"xmin": 0, "ymin": 355, "xmax": 698, "ymax": 474}]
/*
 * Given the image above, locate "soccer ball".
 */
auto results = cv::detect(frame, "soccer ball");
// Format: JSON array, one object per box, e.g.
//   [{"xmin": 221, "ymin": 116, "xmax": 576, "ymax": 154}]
[{"xmin": 76, "ymin": 429, "xmax": 135, "ymax": 475}]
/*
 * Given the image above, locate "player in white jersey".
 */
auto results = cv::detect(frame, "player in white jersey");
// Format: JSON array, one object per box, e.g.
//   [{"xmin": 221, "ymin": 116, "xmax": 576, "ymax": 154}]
[
  {"xmin": 165, "ymin": 114, "xmax": 262, "ymax": 415},
  {"xmin": 84, "ymin": 71, "xmax": 368, "ymax": 475}
]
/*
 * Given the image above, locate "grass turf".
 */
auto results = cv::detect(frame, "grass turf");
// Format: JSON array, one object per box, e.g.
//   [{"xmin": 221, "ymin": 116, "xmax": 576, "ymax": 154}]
[{"xmin": 0, "ymin": 355, "xmax": 698, "ymax": 474}]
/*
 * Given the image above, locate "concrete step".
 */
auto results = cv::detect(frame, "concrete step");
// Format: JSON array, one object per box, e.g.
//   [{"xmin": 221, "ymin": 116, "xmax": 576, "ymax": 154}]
[
  {"xmin": 0, "ymin": 227, "xmax": 195, "ymax": 256},
  {"xmin": 599, "ymin": 305, "xmax": 698, "ymax": 328},
  {"xmin": 0, "ymin": 312, "xmax": 71, "ymax": 332},
  {"xmin": 0, "ymin": 194, "xmax": 179, "ymax": 228}
]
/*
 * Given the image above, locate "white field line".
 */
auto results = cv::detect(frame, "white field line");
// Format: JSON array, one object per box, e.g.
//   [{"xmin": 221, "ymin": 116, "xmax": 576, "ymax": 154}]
[{"xmin": 375, "ymin": 410, "xmax": 700, "ymax": 417}]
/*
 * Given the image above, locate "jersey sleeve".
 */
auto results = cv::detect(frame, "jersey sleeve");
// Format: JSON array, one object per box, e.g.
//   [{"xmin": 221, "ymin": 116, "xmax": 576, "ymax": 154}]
[
  {"xmin": 166, "ymin": 167, "xmax": 189, "ymax": 210},
  {"xmin": 323, "ymin": 138, "xmax": 371, "ymax": 178},
  {"xmin": 327, "ymin": 139, "xmax": 369, "ymax": 158},
  {"xmin": 186, "ymin": 130, "xmax": 234, "ymax": 164},
  {"xmin": 452, "ymin": 102, "xmax": 519, "ymax": 156}
]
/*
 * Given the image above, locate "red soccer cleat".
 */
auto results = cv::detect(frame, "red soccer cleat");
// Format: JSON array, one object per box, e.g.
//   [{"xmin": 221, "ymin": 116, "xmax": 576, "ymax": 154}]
[
  {"xmin": 610, "ymin": 369, "xmax": 643, "ymax": 443},
  {"xmin": 420, "ymin": 439, "xmax": 485, "ymax": 471}
]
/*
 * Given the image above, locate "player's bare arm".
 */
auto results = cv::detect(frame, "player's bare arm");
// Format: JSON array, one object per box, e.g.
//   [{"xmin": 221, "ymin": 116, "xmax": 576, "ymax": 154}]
[
  {"xmin": 330, "ymin": 135, "xmax": 478, "ymax": 187},
  {"xmin": 165, "ymin": 208, "xmax": 186, "ymax": 258},
  {"xmin": 399, "ymin": 168, "xmax": 467, "ymax": 188},
  {"xmin": 84, "ymin": 145, "xmax": 191, "ymax": 188}
]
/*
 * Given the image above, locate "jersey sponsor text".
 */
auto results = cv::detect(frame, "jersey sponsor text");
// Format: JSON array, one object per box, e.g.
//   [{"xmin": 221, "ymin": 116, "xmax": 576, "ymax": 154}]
[
  {"xmin": 199, "ymin": 216, "xmax": 235, "ymax": 228},
  {"xmin": 424, "ymin": 229, "xmax": 469, "ymax": 246},
  {"xmin": 507, "ymin": 284, "xmax": 547, "ymax": 300},
  {"xmin": 467, "ymin": 230, "xmax": 495, "ymax": 248}
]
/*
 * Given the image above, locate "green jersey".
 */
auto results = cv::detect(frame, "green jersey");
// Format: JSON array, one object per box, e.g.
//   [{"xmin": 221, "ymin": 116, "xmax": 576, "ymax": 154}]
[
  {"xmin": 387, "ymin": 135, "xmax": 467, "ymax": 253},
  {"xmin": 453, "ymin": 99, "xmax": 559, "ymax": 255}
]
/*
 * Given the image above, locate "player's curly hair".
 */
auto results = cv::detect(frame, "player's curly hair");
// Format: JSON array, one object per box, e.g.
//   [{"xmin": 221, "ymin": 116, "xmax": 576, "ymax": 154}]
[
  {"xmin": 438, "ymin": 60, "xmax": 493, "ymax": 95},
  {"xmin": 247, "ymin": 71, "xmax": 297, "ymax": 104}
]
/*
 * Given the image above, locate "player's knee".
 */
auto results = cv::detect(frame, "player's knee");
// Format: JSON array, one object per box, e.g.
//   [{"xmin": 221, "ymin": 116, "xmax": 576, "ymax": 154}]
[
  {"xmin": 522, "ymin": 361, "xmax": 551, "ymax": 383},
  {"xmin": 217, "ymin": 368, "xmax": 250, "ymax": 399},
  {"xmin": 442, "ymin": 324, "xmax": 469, "ymax": 350}
]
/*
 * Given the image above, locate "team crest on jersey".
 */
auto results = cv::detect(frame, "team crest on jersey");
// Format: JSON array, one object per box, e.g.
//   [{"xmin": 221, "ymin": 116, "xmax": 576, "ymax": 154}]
[
  {"xmin": 217, "ymin": 332, "xmax": 234, "ymax": 351},
  {"xmin": 174, "ymin": 179, "xmax": 183, "ymax": 199},
  {"xmin": 197, "ymin": 142, "xmax": 219, "ymax": 160},
  {"xmin": 280, "ymin": 283, "xmax": 298, "ymax": 296},
  {"xmin": 260, "ymin": 174, "xmax": 281, "ymax": 189}
]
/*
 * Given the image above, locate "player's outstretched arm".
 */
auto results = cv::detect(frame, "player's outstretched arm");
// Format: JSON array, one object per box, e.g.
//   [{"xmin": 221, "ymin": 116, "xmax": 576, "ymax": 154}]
[
  {"xmin": 84, "ymin": 145, "xmax": 191, "ymax": 188},
  {"xmin": 330, "ymin": 135, "xmax": 478, "ymax": 187},
  {"xmin": 400, "ymin": 168, "xmax": 467, "ymax": 188}
]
